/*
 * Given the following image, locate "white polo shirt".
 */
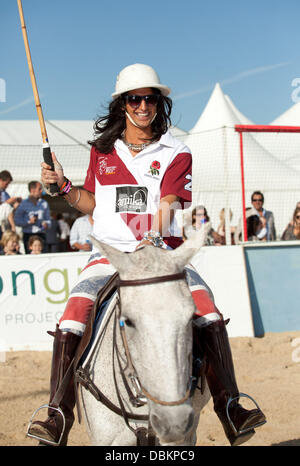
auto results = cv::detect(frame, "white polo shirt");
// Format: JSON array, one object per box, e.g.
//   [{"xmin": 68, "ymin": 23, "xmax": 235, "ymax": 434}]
[
  {"xmin": 84, "ymin": 130, "xmax": 192, "ymax": 252},
  {"xmin": 69, "ymin": 214, "xmax": 93, "ymax": 248}
]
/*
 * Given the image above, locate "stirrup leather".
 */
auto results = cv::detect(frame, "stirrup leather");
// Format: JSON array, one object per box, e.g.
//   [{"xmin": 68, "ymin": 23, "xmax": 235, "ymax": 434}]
[
  {"xmin": 26, "ymin": 404, "xmax": 66, "ymax": 446},
  {"xmin": 226, "ymin": 393, "xmax": 266, "ymax": 435}
]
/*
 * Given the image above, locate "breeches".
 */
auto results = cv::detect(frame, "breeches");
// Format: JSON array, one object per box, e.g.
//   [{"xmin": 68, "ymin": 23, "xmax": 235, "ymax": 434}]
[{"xmin": 59, "ymin": 253, "xmax": 221, "ymax": 336}]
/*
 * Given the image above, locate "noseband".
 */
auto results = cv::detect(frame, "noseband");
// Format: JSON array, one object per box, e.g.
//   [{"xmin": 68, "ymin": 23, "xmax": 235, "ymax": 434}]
[
  {"xmin": 117, "ymin": 270, "xmax": 193, "ymax": 407},
  {"xmin": 117, "ymin": 270, "xmax": 186, "ymax": 288}
]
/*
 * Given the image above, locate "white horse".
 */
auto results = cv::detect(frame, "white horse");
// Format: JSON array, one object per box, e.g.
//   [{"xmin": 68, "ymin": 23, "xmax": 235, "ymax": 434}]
[{"xmin": 77, "ymin": 229, "xmax": 211, "ymax": 446}]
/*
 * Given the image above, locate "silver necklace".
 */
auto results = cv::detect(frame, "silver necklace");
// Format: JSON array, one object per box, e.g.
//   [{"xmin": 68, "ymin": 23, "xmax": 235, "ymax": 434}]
[{"xmin": 121, "ymin": 131, "xmax": 152, "ymax": 152}]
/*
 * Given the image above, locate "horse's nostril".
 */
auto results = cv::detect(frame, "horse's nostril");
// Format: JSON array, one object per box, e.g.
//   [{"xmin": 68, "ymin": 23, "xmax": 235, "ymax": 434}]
[{"xmin": 150, "ymin": 406, "xmax": 193, "ymax": 441}]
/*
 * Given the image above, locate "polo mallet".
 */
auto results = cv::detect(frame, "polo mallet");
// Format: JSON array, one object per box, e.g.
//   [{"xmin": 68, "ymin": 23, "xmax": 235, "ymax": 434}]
[{"xmin": 17, "ymin": 0, "xmax": 59, "ymax": 195}]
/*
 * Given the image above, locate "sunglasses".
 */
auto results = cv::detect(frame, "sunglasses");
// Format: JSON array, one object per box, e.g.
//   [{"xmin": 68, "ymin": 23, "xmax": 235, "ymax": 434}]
[
  {"xmin": 124, "ymin": 94, "xmax": 160, "ymax": 108},
  {"xmin": 252, "ymin": 198, "xmax": 263, "ymax": 202},
  {"xmin": 296, "ymin": 215, "xmax": 300, "ymax": 219}
]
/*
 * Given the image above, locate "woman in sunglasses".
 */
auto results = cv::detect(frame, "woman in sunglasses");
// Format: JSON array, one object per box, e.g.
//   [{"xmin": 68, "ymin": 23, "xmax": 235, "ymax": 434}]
[
  {"xmin": 28, "ymin": 64, "xmax": 265, "ymax": 446},
  {"xmin": 281, "ymin": 206, "xmax": 300, "ymax": 240}
]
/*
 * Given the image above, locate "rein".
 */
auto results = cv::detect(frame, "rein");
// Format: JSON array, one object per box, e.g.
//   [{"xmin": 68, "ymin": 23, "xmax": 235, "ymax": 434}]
[{"xmin": 117, "ymin": 270, "xmax": 186, "ymax": 288}]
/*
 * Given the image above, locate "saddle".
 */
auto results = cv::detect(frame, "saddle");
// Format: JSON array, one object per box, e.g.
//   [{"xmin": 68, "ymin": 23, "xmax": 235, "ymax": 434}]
[{"xmin": 74, "ymin": 272, "xmax": 119, "ymax": 371}]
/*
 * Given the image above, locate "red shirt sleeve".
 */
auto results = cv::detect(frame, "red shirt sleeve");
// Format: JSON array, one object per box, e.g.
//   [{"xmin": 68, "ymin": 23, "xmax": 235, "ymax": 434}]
[
  {"xmin": 83, "ymin": 147, "xmax": 96, "ymax": 193},
  {"xmin": 160, "ymin": 152, "xmax": 192, "ymax": 208}
]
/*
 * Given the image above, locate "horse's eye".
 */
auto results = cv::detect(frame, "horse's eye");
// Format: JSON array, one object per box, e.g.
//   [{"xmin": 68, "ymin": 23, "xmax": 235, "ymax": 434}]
[{"xmin": 125, "ymin": 318, "xmax": 135, "ymax": 328}]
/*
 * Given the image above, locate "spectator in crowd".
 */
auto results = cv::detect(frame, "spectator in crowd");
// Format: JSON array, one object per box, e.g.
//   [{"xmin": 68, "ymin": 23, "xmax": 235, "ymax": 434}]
[
  {"xmin": 0, "ymin": 170, "xmax": 21, "ymax": 206},
  {"xmin": 45, "ymin": 212, "xmax": 61, "ymax": 253},
  {"xmin": 57, "ymin": 213, "xmax": 70, "ymax": 252},
  {"xmin": 0, "ymin": 230, "xmax": 22, "ymax": 255},
  {"xmin": 184, "ymin": 205, "xmax": 223, "ymax": 245},
  {"xmin": 69, "ymin": 214, "xmax": 93, "ymax": 251},
  {"xmin": 235, "ymin": 207, "xmax": 267, "ymax": 243},
  {"xmin": 0, "ymin": 170, "xmax": 13, "ymax": 204},
  {"xmin": 0, "ymin": 170, "xmax": 23, "ymax": 239},
  {"xmin": 14, "ymin": 181, "xmax": 51, "ymax": 253},
  {"xmin": 246, "ymin": 214, "xmax": 267, "ymax": 241},
  {"xmin": 216, "ymin": 207, "xmax": 236, "ymax": 245},
  {"xmin": 192, "ymin": 205, "xmax": 224, "ymax": 245},
  {"xmin": 286, "ymin": 201, "xmax": 300, "ymax": 228},
  {"xmin": 281, "ymin": 206, "xmax": 300, "ymax": 241},
  {"xmin": 0, "ymin": 197, "xmax": 22, "ymax": 236},
  {"xmin": 28, "ymin": 235, "xmax": 44, "ymax": 254},
  {"xmin": 250, "ymin": 191, "xmax": 276, "ymax": 241}
]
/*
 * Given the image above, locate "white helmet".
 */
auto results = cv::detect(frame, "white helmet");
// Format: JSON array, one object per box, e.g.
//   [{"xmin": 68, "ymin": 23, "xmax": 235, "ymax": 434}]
[{"xmin": 111, "ymin": 63, "xmax": 171, "ymax": 99}]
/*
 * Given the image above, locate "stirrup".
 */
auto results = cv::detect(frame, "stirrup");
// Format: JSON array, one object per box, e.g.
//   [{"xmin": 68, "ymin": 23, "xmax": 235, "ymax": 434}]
[
  {"xmin": 26, "ymin": 404, "xmax": 66, "ymax": 446},
  {"xmin": 226, "ymin": 393, "xmax": 266, "ymax": 435}
]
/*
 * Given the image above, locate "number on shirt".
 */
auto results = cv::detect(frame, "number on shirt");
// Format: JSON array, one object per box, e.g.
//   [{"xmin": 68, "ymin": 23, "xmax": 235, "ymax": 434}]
[{"xmin": 184, "ymin": 174, "xmax": 192, "ymax": 192}]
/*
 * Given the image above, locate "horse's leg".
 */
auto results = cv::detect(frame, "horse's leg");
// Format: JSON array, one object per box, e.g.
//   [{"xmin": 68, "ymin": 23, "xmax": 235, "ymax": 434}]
[
  {"xmin": 187, "ymin": 382, "xmax": 211, "ymax": 446},
  {"xmin": 81, "ymin": 391, "xmax": 138, "ymax": 446}
]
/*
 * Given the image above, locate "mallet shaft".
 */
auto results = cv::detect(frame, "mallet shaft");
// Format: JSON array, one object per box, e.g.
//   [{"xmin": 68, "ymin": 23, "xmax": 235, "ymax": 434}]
[{"xmin": 17, "ymin": 0, "xmax": 59, "ymax": 194}]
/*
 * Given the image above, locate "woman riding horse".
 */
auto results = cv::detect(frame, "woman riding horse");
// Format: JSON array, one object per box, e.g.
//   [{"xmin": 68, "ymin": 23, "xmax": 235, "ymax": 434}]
[{"xmin": 27, "ymin": 63, "xmax": 265, "ymax": 446}]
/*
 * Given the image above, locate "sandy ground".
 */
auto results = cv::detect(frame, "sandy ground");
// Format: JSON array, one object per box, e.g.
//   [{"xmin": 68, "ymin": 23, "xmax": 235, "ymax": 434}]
[{"xmin": 1, "ymin": 330, "xmax": 300, "ymax": 447}]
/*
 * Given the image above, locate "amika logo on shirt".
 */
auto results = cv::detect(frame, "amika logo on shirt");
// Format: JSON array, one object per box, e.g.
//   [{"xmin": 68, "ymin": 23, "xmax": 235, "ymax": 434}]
[{"xmin": 115, "ymin": 186, "xmax": 148, "ymax": 213}]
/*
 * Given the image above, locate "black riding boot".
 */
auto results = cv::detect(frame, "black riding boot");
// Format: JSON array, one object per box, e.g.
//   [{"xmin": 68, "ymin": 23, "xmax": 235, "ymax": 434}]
[
  {"xmin": 27, "ymin": 325, "xmax": 81, "ymax": 446},
  {"xmin": 196, "ymin": 319, "xmax": 266, "ymax": 446}
]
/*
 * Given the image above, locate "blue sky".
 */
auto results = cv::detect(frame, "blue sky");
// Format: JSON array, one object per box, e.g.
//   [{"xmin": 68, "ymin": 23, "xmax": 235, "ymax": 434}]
[{"xmin": 1, "ymin": 0, "xmax": 299, "ymax": 131}]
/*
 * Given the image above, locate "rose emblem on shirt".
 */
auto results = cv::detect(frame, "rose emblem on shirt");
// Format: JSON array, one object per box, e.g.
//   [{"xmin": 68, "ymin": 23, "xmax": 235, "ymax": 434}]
[{"xmin": 149, "ymin": 160, "xmax": 160, "ymax": 176}]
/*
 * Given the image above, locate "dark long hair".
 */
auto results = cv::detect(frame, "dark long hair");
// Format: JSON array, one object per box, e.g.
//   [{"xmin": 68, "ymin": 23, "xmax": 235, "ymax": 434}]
[
  {"xmin": 247, "ymin": 215, "xmax": 260, "ymax": 238},
  {"xmin": 292, "ymin": 207, "xmax": 300, "ymax": 239},
  {"xmin": 192, "ymin": 205, "xmax": 210, "ymax": 224},
  {"xmin": 88, "ymin": 89, "xmax": 172, "ymax": 154}
]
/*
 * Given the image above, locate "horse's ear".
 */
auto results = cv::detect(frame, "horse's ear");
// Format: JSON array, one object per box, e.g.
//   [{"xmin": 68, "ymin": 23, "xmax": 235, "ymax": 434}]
[
  {"xmin": 169, "ymin": 225, "xmax": 207, "ymax": 269},
  {"xmin": 89, "ymin": 235, "xmax": 131, "ymax": 273}
]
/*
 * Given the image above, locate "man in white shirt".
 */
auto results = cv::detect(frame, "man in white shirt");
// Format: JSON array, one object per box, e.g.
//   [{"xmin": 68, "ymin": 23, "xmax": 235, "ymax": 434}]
[
  {"xmin": 69, "ymin": 214, "xmax": 93, "ymax": 251},
  {"xmin": 251, "ymin": 191, "xmax": 276, "ymax": 241}
]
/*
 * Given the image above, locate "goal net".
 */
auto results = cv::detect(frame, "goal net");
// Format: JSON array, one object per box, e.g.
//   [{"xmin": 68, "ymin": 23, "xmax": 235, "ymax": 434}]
[
  {"xmin": 176, "ymin": 125, "xmax": 300, "ymax": 244},
  {"xmin": 235, "ymin": 125, "xmax": 300, "ymax": 241}
]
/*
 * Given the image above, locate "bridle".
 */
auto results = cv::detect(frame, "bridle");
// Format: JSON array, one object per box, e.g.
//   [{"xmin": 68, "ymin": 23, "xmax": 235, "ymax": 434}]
[{"xmin": 116, "ymin": 269, "xmax": 194, "ymax": 407}]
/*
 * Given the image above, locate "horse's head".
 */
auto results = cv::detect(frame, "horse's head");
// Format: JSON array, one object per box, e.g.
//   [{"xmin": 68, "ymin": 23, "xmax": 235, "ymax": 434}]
[{"xmin": 90, "ymin": 228, "xmax": 206, "ymax": 445}]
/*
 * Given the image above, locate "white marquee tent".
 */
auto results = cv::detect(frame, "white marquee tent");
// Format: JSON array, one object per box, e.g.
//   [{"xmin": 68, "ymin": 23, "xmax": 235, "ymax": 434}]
[
  {"xmin": 0, "ymin": 120, "xmax": 92, "ymax": 200},
  {"xmin": 250, "ymin": 102, "xmax": 300, "ymax": 171},
  {"xmin": 271, "ymin": 101, "xmax": 300, "ymax": 126},
  {"xmin": 189, "ymin": 83, "xmax": 253, "ymax": 134}
]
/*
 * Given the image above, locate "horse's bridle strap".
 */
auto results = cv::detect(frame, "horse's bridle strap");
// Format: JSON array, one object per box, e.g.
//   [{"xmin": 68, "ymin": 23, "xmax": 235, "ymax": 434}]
[
  {"xmin": 141, "ymin": 384, "xmax": 191, "ymax": 407},
  {"xmin": 118, "ymin": 270, "xmax": 186, "ymax": 288}
]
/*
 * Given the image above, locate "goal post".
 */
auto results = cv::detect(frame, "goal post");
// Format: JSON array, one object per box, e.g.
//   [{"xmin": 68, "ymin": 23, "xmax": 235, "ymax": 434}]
[{"xmin": 235, "ymin": 124, "xmax": 300, "ymax": 242}]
